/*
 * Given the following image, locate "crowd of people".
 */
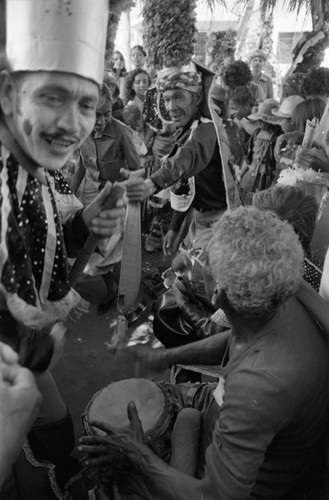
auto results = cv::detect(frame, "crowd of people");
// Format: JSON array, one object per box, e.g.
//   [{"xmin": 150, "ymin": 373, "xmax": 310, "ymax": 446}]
[{"xmin": 1, "ymin": 0, "xmax": 329, "ymax": 499}]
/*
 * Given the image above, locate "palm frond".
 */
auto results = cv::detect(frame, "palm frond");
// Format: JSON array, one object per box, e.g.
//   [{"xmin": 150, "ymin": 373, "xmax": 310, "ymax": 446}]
[
  {"xmin": 233, "ymin": 0, "xmax": 310, "ymax": 16},
  {"xmin": 199, "ymin": 0, "xmax": 228, "ymax": 11}
]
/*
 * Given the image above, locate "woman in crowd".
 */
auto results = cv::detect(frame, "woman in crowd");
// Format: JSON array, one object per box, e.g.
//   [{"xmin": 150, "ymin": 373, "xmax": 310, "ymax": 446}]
[
  {"xmin": 130, "ymin": 44, "xmax": 147, "ymax": 71},
  {"xmin": 293, "ymin": 97, "xmax": 326, "ymax": 134},
  {"xmin": 109, "ymin": 50, "xmax": 127, "ymax": 99},
  {"xmin": 111, "ymin": 50, "xmax": 127, "ymax": 78},
  {"xmin": 125, "ymin": 68, "xmax": 150, "ymax": 112}
]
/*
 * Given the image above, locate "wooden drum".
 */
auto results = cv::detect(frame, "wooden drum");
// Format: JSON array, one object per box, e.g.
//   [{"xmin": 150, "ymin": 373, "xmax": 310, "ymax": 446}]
[{"xmin": 83, "ymin": 378, "xmax": 179, "ymax": 461}]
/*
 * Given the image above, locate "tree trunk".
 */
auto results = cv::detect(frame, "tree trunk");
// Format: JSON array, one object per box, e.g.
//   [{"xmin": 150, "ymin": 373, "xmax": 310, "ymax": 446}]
[{"xmin": 235, "ymin": 0, "xmax": 256, "ymax": 60}]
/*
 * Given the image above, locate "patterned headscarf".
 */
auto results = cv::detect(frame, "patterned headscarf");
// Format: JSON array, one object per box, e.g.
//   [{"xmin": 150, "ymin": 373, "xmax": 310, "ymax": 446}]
[{"xmin": 157, "ymin": 66, "xmax": 203, "ymax": 94}]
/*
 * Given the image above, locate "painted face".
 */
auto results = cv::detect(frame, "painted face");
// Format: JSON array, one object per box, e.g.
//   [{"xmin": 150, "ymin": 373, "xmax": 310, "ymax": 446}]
[
  {"xmin": 94, "ymin": 100, "xmax": 112, "ymax": 135},
  {"xmin": 2, "ymin": 71, "xmax": 99, "ymax": 170},
  {"xmin": 163, "ymin": 89, "xmax": 199, "ymax": 128},
  {"xmin": 229, "ymin": 100, "xmax": 251, "ymax": 120},
  {"xmin": 133, "ymin": 73, "xmax": 149, "ymax": 100},
  {"xmin": 251, "ymin": 57, "xmax": 265, "ymax": 72},
  {"xmin": 131, "ymin": 48, "xmax": 145, "ymax": 69}
]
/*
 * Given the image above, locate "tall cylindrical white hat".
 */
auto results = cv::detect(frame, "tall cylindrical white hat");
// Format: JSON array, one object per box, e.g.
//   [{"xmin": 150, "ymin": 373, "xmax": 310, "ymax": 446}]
[{"xmin": 6, "ymin": 0, "xmax": 109, "ymax": 85}]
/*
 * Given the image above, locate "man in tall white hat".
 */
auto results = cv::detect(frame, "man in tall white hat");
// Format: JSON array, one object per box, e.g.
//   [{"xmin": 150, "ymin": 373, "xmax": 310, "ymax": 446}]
[{"xmin": 0, "ymin": 0, "xmax": 125, "ymax": 495}]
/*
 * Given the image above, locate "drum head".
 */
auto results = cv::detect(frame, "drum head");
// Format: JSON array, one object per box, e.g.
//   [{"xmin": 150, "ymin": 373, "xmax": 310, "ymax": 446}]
[{"xmin": 86, "ymin": 378, "xmax": 165, "ymax": 435}]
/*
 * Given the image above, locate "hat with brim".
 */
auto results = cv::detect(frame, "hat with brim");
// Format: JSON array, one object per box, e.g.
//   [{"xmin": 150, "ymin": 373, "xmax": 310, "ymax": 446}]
[
  {"xmin": 248, "ymin": 99, "xmax": 281, "ymax": 123},
  {"xmin": 271, "ymin": 95, "xmax": 305, "ymax": 118}
]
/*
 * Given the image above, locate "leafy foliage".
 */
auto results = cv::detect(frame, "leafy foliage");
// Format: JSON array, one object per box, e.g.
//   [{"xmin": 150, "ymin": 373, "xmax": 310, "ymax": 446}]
[
  {"xmin": 206, "ymin": 29, "xmax": 237, "ymax": 73},
  {"xmin": 199, "ymin": 0, "xmax": 227, "ymax": 9},
  {"xmin": 142, "ymin": 0, "xmax": 198, "ymax": 69},
  {"xmin": 105, "ymin": 1, "xmax": 135, "ymax": 65}
]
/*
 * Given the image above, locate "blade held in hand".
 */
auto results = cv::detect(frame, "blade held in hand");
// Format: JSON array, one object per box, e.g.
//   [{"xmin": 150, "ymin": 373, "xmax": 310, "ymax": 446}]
[
  {"xmin": 117, "ymin": 202, "xmax": 142, "ymax": 315},
  {"xmin": 68, "ymin": 183, "xmax": 125, "ymax": 287}
]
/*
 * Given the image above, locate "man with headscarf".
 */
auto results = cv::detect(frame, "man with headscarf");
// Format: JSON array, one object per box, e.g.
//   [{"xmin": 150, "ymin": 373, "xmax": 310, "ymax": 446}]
[{"xmin": 125, "ymin": 63, "xmax": 228, "ymax": 257}]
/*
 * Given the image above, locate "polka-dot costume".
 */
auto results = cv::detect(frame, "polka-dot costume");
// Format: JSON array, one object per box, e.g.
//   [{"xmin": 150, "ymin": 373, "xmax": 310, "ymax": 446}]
[
  {"xmin": 143, "ymin": 86, "xmax": 172, "ymax": 131},
  {"xmin": 303, "ymin": 256, "xmax": 322, "ymax": 292},
  {"xmin": 0, "ymin": 152, "xmax": 79, "ymax": 328}
]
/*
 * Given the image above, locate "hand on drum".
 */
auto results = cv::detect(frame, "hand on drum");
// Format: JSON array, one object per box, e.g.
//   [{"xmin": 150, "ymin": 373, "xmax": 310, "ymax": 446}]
[{"xmin": 78, "ymin": 401, "xmax": 147, "ymax": 470}]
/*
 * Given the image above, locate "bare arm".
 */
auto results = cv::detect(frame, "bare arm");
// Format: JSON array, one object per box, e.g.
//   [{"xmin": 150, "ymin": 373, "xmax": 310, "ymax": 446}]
[
  {"xmin": 132, "ymin": 330, "xmax": 231, "ymax": 372},
  {"xmin": 166, "ymin": 329, "xmax": 230, "ymax": 365}
]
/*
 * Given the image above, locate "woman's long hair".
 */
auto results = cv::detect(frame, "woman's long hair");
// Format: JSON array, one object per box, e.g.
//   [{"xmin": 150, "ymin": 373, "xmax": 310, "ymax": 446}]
[
  {"xmin": 125, "ymin": 68, "xmax": 150, "ymax": 102},
  {"xmin": 293, "ymin": 97, "xmax": 326, "ymax": 133},
  {"xmin": 111, "ymin": 50, "xmax": 127, "ymax": 77}
]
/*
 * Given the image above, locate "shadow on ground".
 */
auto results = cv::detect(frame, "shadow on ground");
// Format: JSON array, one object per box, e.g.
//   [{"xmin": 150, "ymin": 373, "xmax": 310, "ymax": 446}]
[{"xmin": 53, "ymin": 248, "xmax": 172, "ymax": 454}]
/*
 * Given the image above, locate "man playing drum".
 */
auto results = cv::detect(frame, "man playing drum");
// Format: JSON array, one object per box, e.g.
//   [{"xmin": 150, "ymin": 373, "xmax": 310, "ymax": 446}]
[
  {"xmin": 0, "ymin": 0, "xmax": 125, "ymax": 494},
  {"xmin": 79, "ymin": 206, "xmax": 329, "ymax": 499}
]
